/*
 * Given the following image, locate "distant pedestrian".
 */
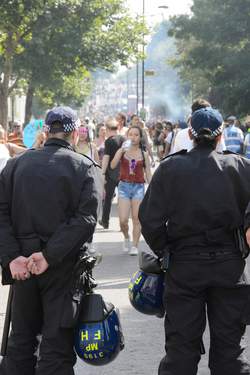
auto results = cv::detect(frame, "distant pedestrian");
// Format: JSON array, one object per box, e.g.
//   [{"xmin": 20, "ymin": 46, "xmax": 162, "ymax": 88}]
[
  {"xmin": 116, "ymin": 112, "xmax": 128, "ymax": 136},
  {"xmin": 0, "ymin": 128, "xmax": 10, "ymax": 173},
  {"xmin": 138, "ymin": 120, "xmax": 155, "ymax": 166},
  {"xmin": 153, "ymin": 121, "xmax": 164, "ymax": 160},
  {"xmin": 75, "ymin": 125, "xmax": 99, "ymax": 163},
  {"xmin": 84, "ymin": 116, "xmax": 95, "ymax": 140},
  {"xmin": 94, "ymin": 124, "xmax": 106, "ymax": 166},
  {"xmin": 99, "ymin": 118, "xmax": 126, "ymax": 229},
  {"xmin": 243, "ymin": 116, "xmax": 250, "ymax": 159},
  {"xmin": 223, "ymin": 115, "xmax": 244, "ymax": 154},
  {"xmin": 0, "ymin": 127, "xmax": 25, "ymax": 172},
  {"xmin": 111, "ymin": 125, "xmax": 152, "ymax": 255},
  {"xmin": 130, "ymin": 114, "xmax": 140, "ymax": 127},
  {"xmin": 162, "ymin": 121, "xmax": 174, "ymax": 157},
  {"xmin": 8, "ymin": 120, "xmax": 25, "ymax": 147},
  {"xmin": 235, "ymin": 118, "xmax": 246, "ymax": 135}
]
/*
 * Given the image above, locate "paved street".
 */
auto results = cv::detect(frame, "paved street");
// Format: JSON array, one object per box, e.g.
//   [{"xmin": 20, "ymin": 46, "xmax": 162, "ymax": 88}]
[
  {"xmin": 0, "ymin": 200, "xmax": 250, "ymax": 374},
  {"xmin": 75, "ymin": 201, "xmax": 165, "ymax": 375}
]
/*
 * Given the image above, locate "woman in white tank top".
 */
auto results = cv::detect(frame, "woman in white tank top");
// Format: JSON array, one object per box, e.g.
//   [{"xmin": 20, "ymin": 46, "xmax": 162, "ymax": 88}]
[{"xmin": 0, "ymin": 127, "xmax": 25, "ymax": 172}]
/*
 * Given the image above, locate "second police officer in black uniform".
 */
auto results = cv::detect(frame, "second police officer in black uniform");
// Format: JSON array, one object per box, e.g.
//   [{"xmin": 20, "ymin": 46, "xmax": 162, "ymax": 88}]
[
  {"xmin": 139, "ymin": 106, "xmax": 250, "ymax": 375},
  {"xmin": 0, "ymin": 107, "xmax": 98, "ymax": 375}
]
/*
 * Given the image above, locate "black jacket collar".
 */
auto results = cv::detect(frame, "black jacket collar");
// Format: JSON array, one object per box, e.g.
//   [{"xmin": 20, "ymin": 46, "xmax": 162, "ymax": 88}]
[{"xmin": 44, "ymin": 138, "xmax": 74, "ymax": 151}]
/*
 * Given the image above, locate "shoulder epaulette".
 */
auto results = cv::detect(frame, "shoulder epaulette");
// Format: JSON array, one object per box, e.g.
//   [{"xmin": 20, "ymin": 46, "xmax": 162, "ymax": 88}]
[
  {"xmin": 81, "ymin": 153, "xmax": 101, "ymax": 169},
  {"xmin": 160, "ymin": 149, "xmax": 188, "ymax": 162},
  {"xmin": 222, "ymin": 150, "xmax": 238, "ymax": 155}
]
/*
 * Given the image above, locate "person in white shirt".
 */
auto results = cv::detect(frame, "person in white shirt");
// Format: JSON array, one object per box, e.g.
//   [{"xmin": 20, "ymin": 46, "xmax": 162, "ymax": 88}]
[
  {"xmin": 172, "ymin": 127, "xmax": 193, "ymax": 153},
  {"xmin": 0, "ymin": 143, "xmax": 10, "ymax": 172},
  {"xmin": 0, "ymin": 127, "xmax": 24, "ymax": 172},
  {"xmin": 172, "ymin": 124, "xmax": 226, "ymax": 154}
]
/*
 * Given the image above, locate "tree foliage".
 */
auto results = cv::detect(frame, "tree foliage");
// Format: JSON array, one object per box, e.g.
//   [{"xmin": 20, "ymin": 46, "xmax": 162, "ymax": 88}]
[
  {"xmin": 169, "ymin": 0, "xmax": 250, "ymax": 116},
  {"xmin": 0, "ymin": 0, "xmax": 146, "ymax": 127}
]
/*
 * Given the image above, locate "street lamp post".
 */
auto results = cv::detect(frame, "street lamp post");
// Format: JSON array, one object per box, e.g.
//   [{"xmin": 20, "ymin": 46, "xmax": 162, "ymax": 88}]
[
  {"xmin": 158, "ymin": 5, "xmax": 169, "ymax": 20},
  {"xmin": 141, "ymin": 0, "xmax": 145, "ymax": 111},
  {"xmin": 136, "ymin": 56, "xmax": 139, "ymax": 115},
  {"xmin": 158, "ymin": 5, "xmax": 169, "ymax": 9}
]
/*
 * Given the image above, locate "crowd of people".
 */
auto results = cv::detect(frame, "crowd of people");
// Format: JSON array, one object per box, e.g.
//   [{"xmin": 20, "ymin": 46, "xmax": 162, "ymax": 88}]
[
  {"xmin": 149, "ymin": 111, "xmax": 250, "ymax": 159},
  {"xmin": 2, "ymin": 102, "xmax": 250, "ymax": 258}
]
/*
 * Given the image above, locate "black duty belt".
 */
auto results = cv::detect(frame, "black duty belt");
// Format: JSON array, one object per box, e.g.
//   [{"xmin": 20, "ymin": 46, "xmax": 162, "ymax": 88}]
[
  {"xmin": 171, "ymin": 249, "xmax": 241, "ymax": 261},
  {"xmin": 169, "ymin": 229, "xmax": 236, "ymax": 253}
]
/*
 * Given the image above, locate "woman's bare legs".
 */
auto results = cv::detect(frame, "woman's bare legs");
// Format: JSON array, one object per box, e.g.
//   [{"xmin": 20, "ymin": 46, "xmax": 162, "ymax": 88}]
[
  {"xmin": 118, "ymin": 198, "xmax": 131, "ymax": 239},
  {"xmin": 131, "ymin": 199, "xmax": 142, "ymax": 247}
]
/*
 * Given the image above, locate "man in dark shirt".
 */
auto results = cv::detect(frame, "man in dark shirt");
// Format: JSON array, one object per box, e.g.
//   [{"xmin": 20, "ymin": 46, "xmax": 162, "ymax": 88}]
[
  {"xmin": 99, "ymin": 118, "xmax": 125, "ymax": 229},
  {"xmin": 0, "ymin": 106, "xmax": 98, "ymax": 375},
  {"xmin": 139, "ymin": 107, "xmax": 250, "ymax": 375}
]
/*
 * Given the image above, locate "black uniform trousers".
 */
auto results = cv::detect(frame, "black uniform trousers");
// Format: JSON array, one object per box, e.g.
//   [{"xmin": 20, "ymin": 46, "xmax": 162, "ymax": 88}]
[
  {"xmin": 0, "ymin": 257, "xmax": 77, "ymax": 375},
  {"xmin": 159, "ymin": 252, "xmax": 250, "ymax": 375},
  {"xmin": 101, "ymin": 176, "xmax": 118, "ymax": 226}
]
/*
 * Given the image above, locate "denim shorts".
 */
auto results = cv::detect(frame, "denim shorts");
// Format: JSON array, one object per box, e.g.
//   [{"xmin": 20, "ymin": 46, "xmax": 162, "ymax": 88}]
[{"xmin": 118, "ymin": 181, "xmax": 145, "ymax": 201}]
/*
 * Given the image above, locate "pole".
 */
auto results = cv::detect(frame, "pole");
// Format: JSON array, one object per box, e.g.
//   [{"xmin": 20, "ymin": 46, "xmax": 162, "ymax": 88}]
[
  {"xmin": 1, "ymin": 286, "xmax": 13, "ymax": 356},
  {"xmin": 142, "ymin": 0, "xmax": 145, "ymax": 111},
  {"xmin": 11, "ymin": 96, "xmax": 15, "ymax": 123},
  {"xmin": 136, "ymin": 59, "xmax": 139, "ymax": 115},
  {"xmin": 127, "ymin": 68, "xmax": 129, "ymax": 114}
]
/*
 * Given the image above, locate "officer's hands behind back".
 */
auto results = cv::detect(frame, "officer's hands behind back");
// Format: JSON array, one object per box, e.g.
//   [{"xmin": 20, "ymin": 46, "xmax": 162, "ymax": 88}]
[
  {"xmin": 9, "ymin": 252, "xmax": 49, "ymax": 281},
  {"xmin": 27, "ymin": 252, "xmax": 49, "ymax": 275},
  {"xmin": 9, "ymin": 256, "xmax": 30, "ymax": 281}
]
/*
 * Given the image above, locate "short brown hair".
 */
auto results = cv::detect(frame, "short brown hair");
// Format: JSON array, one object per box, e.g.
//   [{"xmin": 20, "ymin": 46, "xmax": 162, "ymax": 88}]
[{"xmin": 191, "ymin": 98, "xmax": 211, "ymax": 113}]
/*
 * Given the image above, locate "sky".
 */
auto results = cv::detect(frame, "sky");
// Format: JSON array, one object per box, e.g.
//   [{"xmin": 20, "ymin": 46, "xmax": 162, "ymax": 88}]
[{"xmin": 126, "ymin": 0, "xmax": 193, "ymax": 21}]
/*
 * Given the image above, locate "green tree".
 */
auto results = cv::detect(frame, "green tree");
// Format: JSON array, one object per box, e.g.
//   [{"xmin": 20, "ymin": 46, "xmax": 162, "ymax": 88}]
[
  {"xmin": 0, "ymin": 0, "xmax": 55, "ymax": 127},
  {"xmin": 33, "ymin": 67, "xmax": 92, "ymax": 116},
  {"xmin": 0, "ymin": 0, "xmax": 145, "ymax": 128},
  {"xmin": 169, "ymin": 0, "xmax": 250, "ymax": 116}
]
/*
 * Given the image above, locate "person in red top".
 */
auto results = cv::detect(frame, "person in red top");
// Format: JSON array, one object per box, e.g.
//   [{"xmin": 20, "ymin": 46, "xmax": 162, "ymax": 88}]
[{"xmin": 111, "ymin": 126, "xmax": 152, "ymax": 255}]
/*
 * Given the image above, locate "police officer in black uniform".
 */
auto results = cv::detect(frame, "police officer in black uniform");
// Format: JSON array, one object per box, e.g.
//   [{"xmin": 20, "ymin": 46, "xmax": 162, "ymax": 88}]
[
  {"xmin": 0, "ymin": 107, "xmax": 98, "ymax": 375},
  {"xmin": 139, "ymin": 107, "xmax": 250, "ymax": 375}
]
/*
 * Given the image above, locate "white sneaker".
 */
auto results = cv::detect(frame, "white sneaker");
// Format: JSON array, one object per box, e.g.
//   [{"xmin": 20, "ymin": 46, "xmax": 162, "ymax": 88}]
[
  {"xmin": 129, "ymin": 246, "xmax": 138, "ymax": 256},
  {"xmin": 123, "ymin": 237, "xmax": 130, "ymax": 253},
  {"xmin": 87, "ymin": 243, "xmax": 96, "ymax": 254}
]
